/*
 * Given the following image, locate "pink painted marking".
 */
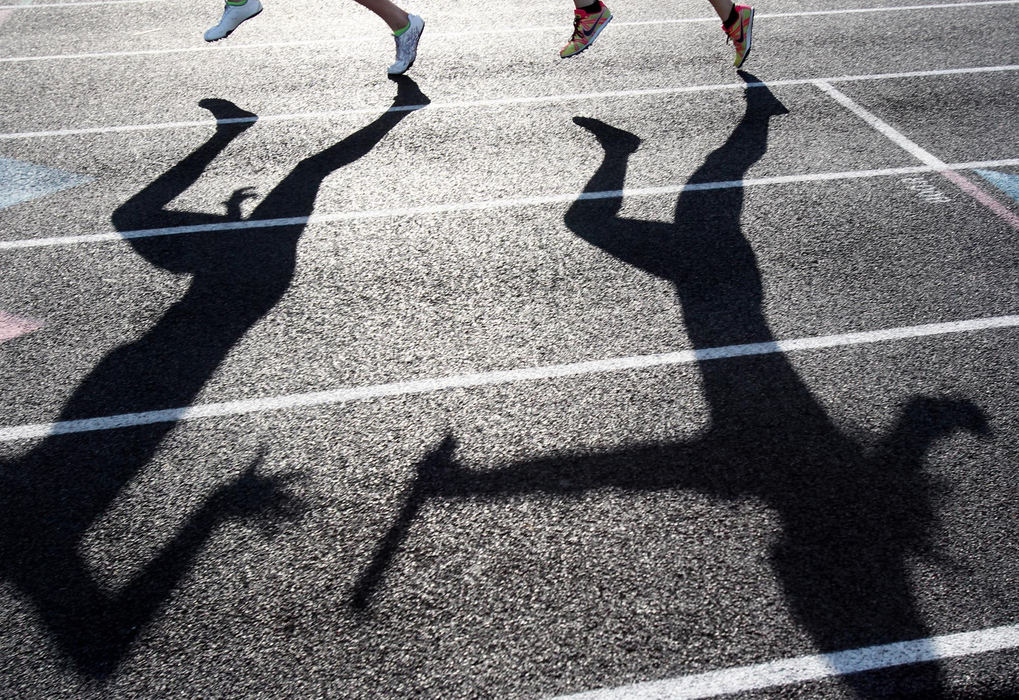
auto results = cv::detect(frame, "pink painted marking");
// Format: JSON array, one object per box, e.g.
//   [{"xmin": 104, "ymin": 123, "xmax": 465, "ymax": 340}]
[
  {"xmin": 0, "ymin": 0, "xmax": 32, "ymax": 29},
  {"xmin": 939, "ymin": 169, "xmax": 1019, "ymax": 232},
  {"xmin": 0, "ymin": 310, "xmax": 43, "ymax": 344}
]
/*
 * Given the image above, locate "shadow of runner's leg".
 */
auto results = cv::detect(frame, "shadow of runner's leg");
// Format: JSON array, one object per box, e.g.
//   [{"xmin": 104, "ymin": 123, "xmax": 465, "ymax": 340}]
[
  {"xmin": 1, "ymin": 77, "xmax": 430, "ymax": 678},
  {"xmin": 565, "ymin": 117, "xmax": 676, "ymax": 280},
  {"xmin": 566, "ymin": 76, "xmax": 962, "ymax": 698},
  {"xmin": 251, "ymin": 75, "xmax": 429, "ymax": 222},
  {"xmin": 111, "ymin": 99, "xmax": 258, "ymax": 236}
]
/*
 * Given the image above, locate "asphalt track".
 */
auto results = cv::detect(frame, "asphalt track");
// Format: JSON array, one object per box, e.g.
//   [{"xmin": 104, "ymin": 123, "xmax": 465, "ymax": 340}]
[{"xmin": 1, "ymin": 0, "xmax": 1018, "ymax": 697}]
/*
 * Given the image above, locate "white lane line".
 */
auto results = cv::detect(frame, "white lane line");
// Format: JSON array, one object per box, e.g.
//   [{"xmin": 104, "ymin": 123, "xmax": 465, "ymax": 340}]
[
  {"xmin": 815, "ymin": 81, "xmax": 1019, "ymax": 231},
  {"xmin": 3, "ymin": 159, "xmax": 1018, "ymax": 251},
  {"xmin": 0, "ymin": 0, "xmax": 155, "ymax": 7},
  {"xmin": 3, "ymin": 64, "xmax": 1017, "ymax": 142},
  {"xmin": 1, "ymin": 315, "xmax": 1016, "ymax": 442},
  {"xmin": 756, "ymin": 0, "xmax": 1018, "ymax": 16},
  {"xmin": 558, "ymin": 623, "xmax": 1019, "ymax": 699},
  {"xmin": 813, "ymin": 81, "xmax": 944, "ymax": 167},
  {"xmin": 0, "ymin": 0, "xmax": 1015, "ymax": 62}
]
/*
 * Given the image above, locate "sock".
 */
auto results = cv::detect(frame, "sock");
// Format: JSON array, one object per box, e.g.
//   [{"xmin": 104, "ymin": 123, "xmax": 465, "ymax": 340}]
[
  {"xmin": 226, "ymin": 0, "xmax": 247, "ymax": 6},
  {"xmin": 393, "ymin": 20, "xmax": 411, "ymax": 36},
  {"xmin": 577, "ymin": 1, "xmax": 600, "ymax": 13},
  {"xmin": 723, "ymin": 6, "xmax": 739, "ymax": 28}
]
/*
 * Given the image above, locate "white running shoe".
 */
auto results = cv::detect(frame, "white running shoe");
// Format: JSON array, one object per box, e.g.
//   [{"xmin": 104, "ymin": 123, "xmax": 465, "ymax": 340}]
[
  {"xmin": 387, "ymin": 14, "xmax": 424, "ymax": 76},
  {"xmin": 204, "ymin": 0, "xmax": 263, "ymax": 42}
]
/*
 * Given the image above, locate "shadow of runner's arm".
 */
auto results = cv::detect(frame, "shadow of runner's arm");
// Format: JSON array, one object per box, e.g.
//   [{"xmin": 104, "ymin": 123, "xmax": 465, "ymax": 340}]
[
  {"xmin": 14, "ymin": 452, "xmax": 304, "ymax": 679},
  {"xmin": 350, "ymin": 432, "xmax": 733, "ymax": 611},
  {"xmin": 351, "ymin": 435, "xmax": 454, "ymax": 611},
  {"xmin": 866, "ymin": 396, "xmax": 992, "ymax": 550},
  {"xmin": 111, "ymin": 100, "xmax": 258, "ymax": 233}
]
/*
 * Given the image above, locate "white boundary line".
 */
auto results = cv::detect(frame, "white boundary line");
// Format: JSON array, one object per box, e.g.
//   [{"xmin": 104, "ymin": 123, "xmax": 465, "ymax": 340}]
[
  {"xmin": 3, "ymin": 64, "xmax": 1017, "ymax": 142},
  {"xmin": 558, "ymin": 623, "xmax": 1019, "ymax": 699},
  {"xmin": 0, "ymin": 0, "xmax": 155, "ymax": 8},
  {"xmin": 813, "ymin": 81, "xmax": 947, "ymax": 168},
  {"xmin": 1, "ymin": 315, "xmax": 1016, "ymax": 442},
  {"xmin": 3, "ymin": 159, "xmax": 1018, "ymax": 251},
  {"xmin": 0, "ymin": 0, "xmax": 1015, "ymax": 62}
]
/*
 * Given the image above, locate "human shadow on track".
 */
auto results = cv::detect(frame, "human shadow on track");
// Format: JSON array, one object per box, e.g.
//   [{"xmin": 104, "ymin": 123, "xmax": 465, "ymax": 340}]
[
  {"xmin": 351, "ymin": 74, "xmax": 990, "ymax": 698},
  {"xmin": 0, "ymin": 76, "xmax": 429, "ymax": 679}
]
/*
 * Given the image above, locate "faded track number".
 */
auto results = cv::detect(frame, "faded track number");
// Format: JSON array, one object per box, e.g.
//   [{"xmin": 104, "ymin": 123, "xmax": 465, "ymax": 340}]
[{"xmin": 900, "ymin": 176, "xmax": 951, "ymax": 203}]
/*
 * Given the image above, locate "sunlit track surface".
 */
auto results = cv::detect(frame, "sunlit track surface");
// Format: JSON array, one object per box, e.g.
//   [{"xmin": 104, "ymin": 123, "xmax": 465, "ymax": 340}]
[{"xmin": 1, "ymin": 0, "xmax": 1018, "ymax": 697}]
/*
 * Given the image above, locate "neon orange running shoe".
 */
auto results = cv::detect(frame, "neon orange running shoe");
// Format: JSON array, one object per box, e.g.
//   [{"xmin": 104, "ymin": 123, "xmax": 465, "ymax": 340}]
[
  {"xmin": 723, "ymin": 5, "xmax": 754, "ymax": 68},
  {"xmin": 560, "ymin": 3, "xmax": 613, "ymax": 58}
]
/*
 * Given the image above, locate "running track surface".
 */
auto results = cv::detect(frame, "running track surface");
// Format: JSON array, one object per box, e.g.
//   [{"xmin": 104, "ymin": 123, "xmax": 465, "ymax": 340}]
[{"xmin": 1, "ymin": 0, "xmax": 1018, "ymax": 697}]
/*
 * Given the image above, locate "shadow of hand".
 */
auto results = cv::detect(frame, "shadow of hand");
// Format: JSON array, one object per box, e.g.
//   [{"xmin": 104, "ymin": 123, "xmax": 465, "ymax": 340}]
[
  {"xmin": 415, "ymin": 433, "xmax": 459, "ymax": 484},
  {"xmin": 222, "ymin": 186, "xmax": 259, "ymax": 218},
  {"xmin": 212, "ymin": 453, "xmax": 306, "ymax": 538},
  {"xmin": 908, "ymin": 396, "xmax": 992, "ymax": 438}
]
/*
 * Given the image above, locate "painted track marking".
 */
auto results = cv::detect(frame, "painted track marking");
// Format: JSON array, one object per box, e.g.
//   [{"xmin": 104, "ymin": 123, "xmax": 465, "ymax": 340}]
[
  {"xmin": 0, "ymin": 310, "xmax": 43, "ymax": 344},
  {"xmin": 0, "ymin": 0, "xmax": 1015, "ymax": 62},
  {"xmin": 815, "ymin": 81, "xmax": 1019, "ymax": 231},
  {"xmin": 558, "ymin": 623, "xmax": 1019, "ymax": 699},
  {"xmin": 2, "ymin": 64, "xmax": 1016, "ymax": 142},
  {"xmin": 2, "ymin": 159, "xmax": 1017, "ymax": 251},
  {"xmin": 1, "ymin": 315, "xmax": 1016, "ymax": 442}
]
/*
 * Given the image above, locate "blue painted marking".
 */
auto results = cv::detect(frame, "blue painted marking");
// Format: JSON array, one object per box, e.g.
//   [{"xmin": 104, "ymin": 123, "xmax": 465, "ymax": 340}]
[
  {"xmin": 0, "ymin": 157, "xmax": 92, "ymax": 210},
  {"xmin": 974, "ymin": 169, "xmax": 1019, "ymax": 204}
]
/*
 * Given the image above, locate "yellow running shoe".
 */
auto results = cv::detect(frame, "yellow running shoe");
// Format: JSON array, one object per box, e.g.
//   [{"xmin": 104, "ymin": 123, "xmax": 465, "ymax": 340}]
[
  {"xmin": 560, "ymin": 3, "xmax": 613, "ymax": 58},
  {"xmin": 723, "ymin": 5, "xmax": 754, "ymax": 68}
]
